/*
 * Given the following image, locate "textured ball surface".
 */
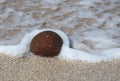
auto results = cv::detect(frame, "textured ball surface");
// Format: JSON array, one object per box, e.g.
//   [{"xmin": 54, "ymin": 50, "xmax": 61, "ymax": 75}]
[{"xmin": 30, "ymin": 31, "xmax": 63, "ymax": 57}]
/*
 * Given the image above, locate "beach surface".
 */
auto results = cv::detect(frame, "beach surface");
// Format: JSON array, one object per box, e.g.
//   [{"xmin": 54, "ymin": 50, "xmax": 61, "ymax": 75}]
[
  {"xmin": 0, "ymin": 0, "xmax": 120, "ymax": 81},
  {"xmin": 0, "ymin": 54, "xmax": 120, "ymax": 81}
]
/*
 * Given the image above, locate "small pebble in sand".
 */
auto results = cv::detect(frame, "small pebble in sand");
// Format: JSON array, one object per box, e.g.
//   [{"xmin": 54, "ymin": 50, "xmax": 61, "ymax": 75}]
[{"xmin": 30, "ymin": 31, "xmax": 63, "ymax": 57}]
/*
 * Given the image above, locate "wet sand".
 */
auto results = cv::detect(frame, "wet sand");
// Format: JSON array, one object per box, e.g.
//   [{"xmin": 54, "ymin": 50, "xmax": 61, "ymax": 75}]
[{"xmin": 0, "ymin": 54, "xmax": 120, "ymax": 81}]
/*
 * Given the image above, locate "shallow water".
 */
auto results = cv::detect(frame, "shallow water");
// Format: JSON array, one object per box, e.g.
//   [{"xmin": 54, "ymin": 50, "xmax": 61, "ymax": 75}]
[{"xmin": 0, "ymin": 0, "xmax": 120, "ymax": 53}]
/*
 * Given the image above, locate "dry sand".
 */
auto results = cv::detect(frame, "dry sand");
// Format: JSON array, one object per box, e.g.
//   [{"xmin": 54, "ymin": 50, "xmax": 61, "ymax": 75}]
[{"xmin": 0, "ymin": 54, "xmax": 120, "ymax": 81}]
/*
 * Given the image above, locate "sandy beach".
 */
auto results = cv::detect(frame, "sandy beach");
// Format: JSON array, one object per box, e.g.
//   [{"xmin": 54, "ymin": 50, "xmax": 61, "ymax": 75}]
[
  {"xmin": 0, "ymin": 0, "xmax": 120, "ymax": 81},
  {"xmin": 0, "ymin": 54, "xmax": 120, "ymax": 81}
]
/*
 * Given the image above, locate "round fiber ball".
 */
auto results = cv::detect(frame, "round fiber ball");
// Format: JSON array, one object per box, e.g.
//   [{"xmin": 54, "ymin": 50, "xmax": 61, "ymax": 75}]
[{"xmin": 30, "ymin": 31, "xmax": 63, "ymax": 57}]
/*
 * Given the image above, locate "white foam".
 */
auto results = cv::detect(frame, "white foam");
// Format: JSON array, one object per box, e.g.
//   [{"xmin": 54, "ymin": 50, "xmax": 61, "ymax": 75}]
[
  {"xmin": 0, "ymin": 0, "xmax": 5, "ymax": 3},
  {"xmin": 0, "ymin": 29, "xmax": 69, "ymax": 57},
  {"xmin": 46, "ymin": 0, "xmax": 65, "ymax": 4},
  {"xmin": 79, "ymin": 0, "xmax": 102, "ymax": 6},
  {"xmin": 59, "ymin": 44, "xmax": 120, "ymax": 62},
  {"xmin": 83, "ymin": 37, "xmax": 117, "ymax": 50},
  {"xmin": 0, "ymin": 29, "xmax": 120, "ymax": 62},
  {"xmin": 0, "ymin": 8, "xmax": 35, "ymax": 27}
]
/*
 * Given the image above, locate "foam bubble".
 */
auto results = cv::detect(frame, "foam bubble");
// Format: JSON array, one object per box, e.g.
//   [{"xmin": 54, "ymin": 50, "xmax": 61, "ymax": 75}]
[
  {"xmin": 46, "ymin": 0, "xmax": 65, "ymax": 4},
  {"xmin": 0, "ymin": 29, "xmax": 120, "ymax": 62},
  {"xmin": 0, "ymin": 0, "xmax": 5, "ymax": 3}
]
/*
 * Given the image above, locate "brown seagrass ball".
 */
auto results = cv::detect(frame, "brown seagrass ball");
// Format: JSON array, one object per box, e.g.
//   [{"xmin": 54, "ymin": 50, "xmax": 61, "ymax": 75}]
[{"xmin": 30, "ymin": 31, "xmax": 63, "ymax": 57}]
